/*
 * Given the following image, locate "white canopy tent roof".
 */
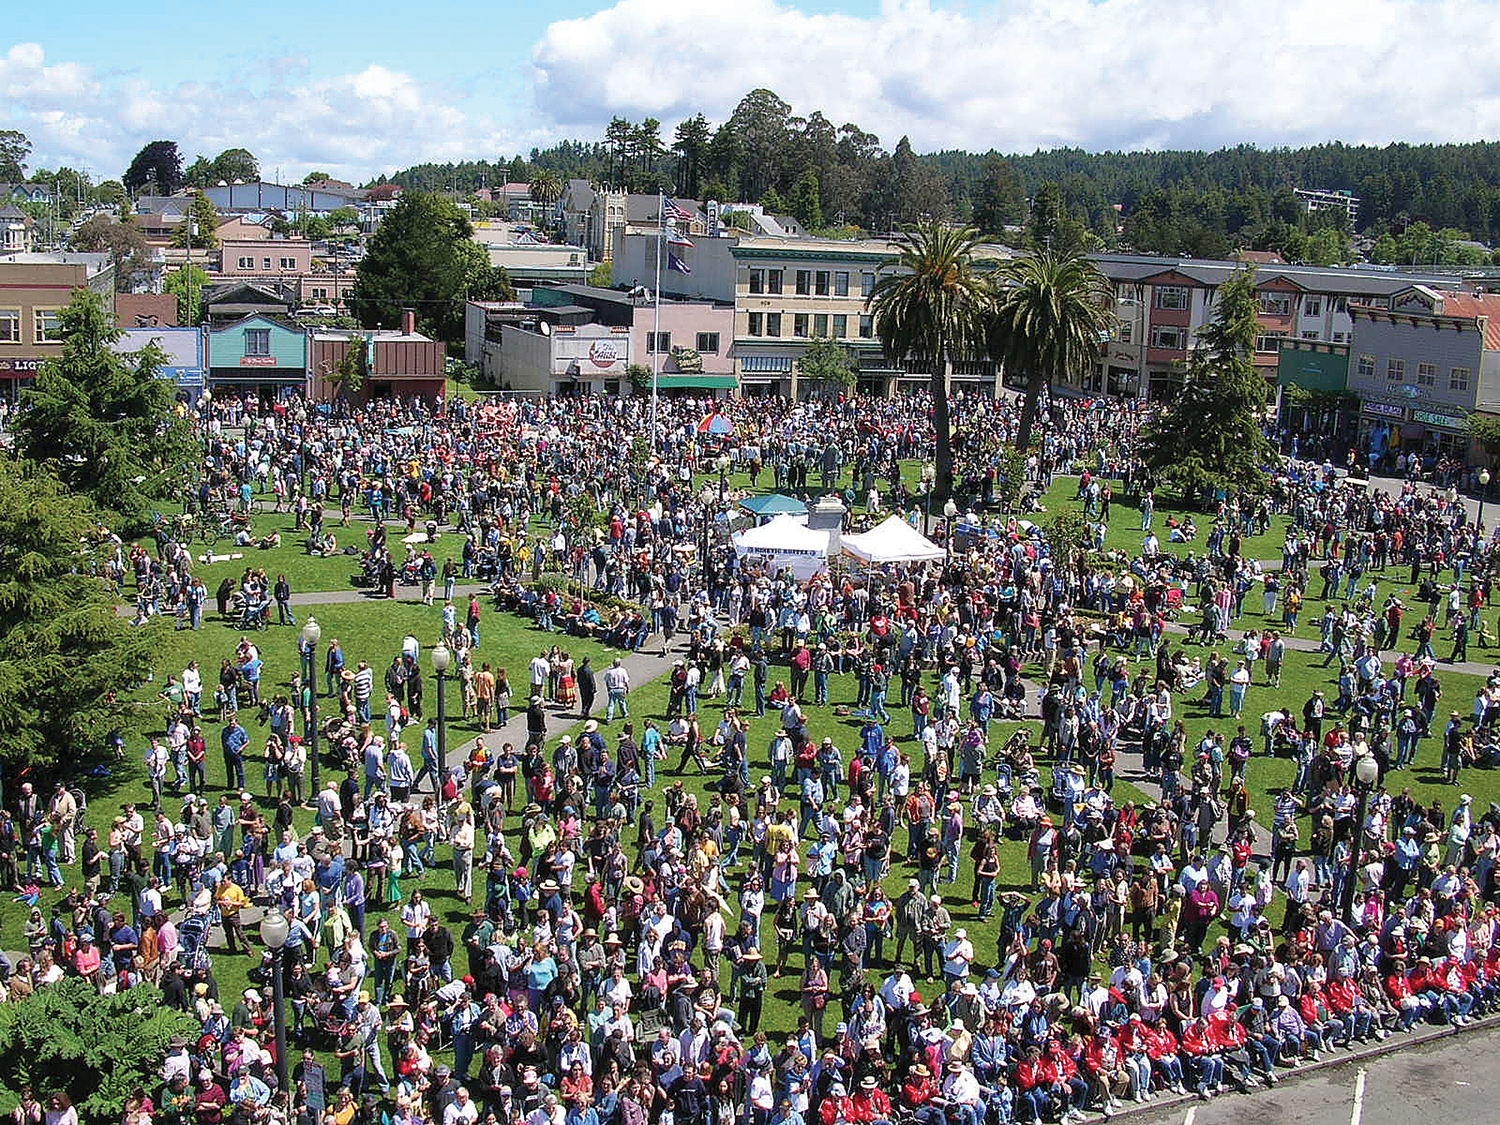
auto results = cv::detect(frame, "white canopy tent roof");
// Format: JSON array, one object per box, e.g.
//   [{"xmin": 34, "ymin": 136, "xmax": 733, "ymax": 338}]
[
  {"xmin": 731, "ymin": 514, "xmax": 832, "ymax": 580},
  {"xmin": 841, "ymin": 514, "xmax": 945, "ymax": 565}
]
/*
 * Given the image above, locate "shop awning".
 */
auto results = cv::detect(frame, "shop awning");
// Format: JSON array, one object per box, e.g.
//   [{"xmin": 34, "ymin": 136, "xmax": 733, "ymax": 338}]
[{"xmin": 656, "ymin": 374, "xmax": 738, "ymax": 389}]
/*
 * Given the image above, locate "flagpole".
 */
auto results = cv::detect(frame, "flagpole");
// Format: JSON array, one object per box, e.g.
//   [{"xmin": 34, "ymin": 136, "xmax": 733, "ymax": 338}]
[{"xmin": 651, "ymin": 192, "xmax": 663, "ymax": 456}]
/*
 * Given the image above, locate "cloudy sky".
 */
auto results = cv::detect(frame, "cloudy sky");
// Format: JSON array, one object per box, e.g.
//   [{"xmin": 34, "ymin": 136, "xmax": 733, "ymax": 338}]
[{"xmin": 8, "ymin": 0, "xmax": 1500, "ymax": 185}]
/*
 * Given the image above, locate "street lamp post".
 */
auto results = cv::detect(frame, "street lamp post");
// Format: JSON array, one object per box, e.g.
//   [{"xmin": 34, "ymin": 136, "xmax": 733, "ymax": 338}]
[
  {"xmin": 259, "ymin": 910, "xmax": 290, "ymax": 1107},
  {"xmin": 1480, "ymin": 468, "xmax": 1492, "ymax": 531},
  {"xmin": 301, "ymin": 618, "xmax": 322, "ymax": 801},
  {"xmin": 1339, "ymin": 752, "xmax": 1381, "ymax": 924},
  {"xmin": 943, "ymin": 499, "xmax": 959, "ymax": 552},
  {"xmin": 921, "ymin": 464, "xmax": 936, "ymax": 534},
  {"xmin": 432, "ymin": 643, "xmax": 451, "ymax": 817}
]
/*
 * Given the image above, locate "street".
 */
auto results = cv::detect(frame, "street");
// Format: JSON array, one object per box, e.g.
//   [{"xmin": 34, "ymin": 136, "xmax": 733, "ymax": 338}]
[{"xmin": 1124, "ymin": 1024, "xmax": 1500, "ymax": 1125}]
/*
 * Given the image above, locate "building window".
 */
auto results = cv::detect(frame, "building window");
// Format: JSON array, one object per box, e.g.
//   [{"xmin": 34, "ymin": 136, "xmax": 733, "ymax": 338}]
[
  {"xmin": 860, "ymin": 271, "xmax": 875, "ymax": 298},
  {"xmin": 767, "ymin": 270, "xmax": 783, "ymax": 295},
  {"xmin": 1259, "ymin": 293, "xmax": 1292, "ymax": 316},
  {"xmin": 236, "ymin": 256, "xmax": 253, "ymax": 269},
  {"xmin": 1304, "ymin": 296, "xmax": 1322, "ymax": 317},
  {"xmin": 33, "ymin": 308, "xmax": 62, "ymax": 343},
  {"xmin": 1332, "ymin": 332, "xmax": 1347, "ymax": 343},
  {"xmin": 696, "ymin": 332, "xmax": 720, "ymax": 353},
  {"xmin": 280, "ymin": 257, "xmax": 296, "ymax": 270},
  {"xmin": 834, "ymin": 271, "xmax": 849, "ymax": 297},
  {"xmin": 1451, "ymin": 366, "xmax": 1472, "ymax": 392},
  {"xmin": 311, "ymin": 288, "xmax": 328, "ymax": 300},
  {"xmin": 1254, "ymin": 334, "xmax": 1285, "ymax": 354},
  {"xmin": 245, "ymin": 328, "xmax": 271, "ymax": 357},
  {"xmin": 832, "ymin": 314, "xmax": 847, "ymax": 338},
  {"xmin": 858, "ymin": 314, "xmax": 873, "ymax": 338},
  {"xmin": 795, "ymin": 270, "xmax": 811, "ymax": 296},
  {"xmin": 747, "ymin": 313, "xmax": 763, "ymax": 337},
  {"xmin": 813, "ymin": 313, "xmax": 828, "ymax": 337},
  {"xmin": 1116, "ymin": 320, "xmax": 1133, "ymax": 344},
  {"xmin": 814, "ymin": 271, "xmax": 829, "ymax": 297},
  {"xmin": 1302, "ymin": 331, "xmax": 1320, "ymax": 340},
  {"xmin": 1333, "ymin": 296, "xmax": 1348, "ymax": 313},
  {"xmin": 0, "ymin": 307, "xmax": 19, "ymax": 343},
  {"xmin": 646, "ymin": 331, "xmax": 672, "ymax": 353},
  {"xmin": 748, "ymin": 269, "xmax": 763, "ymax": 295},
  {"xmin": 1357, "ymin": 355, "xmax": 1376, "ymax": 380},
  {"xmin": 793, "ymin": 313, "xmax": 809, "ymax": 338},
  {"xmin": 1150, "ymin": 325, "xmax": 1187, "ymax": 350},
  {"xmin": 262, "ymin": 257, "xmax": 272, "ymax": 270},
  {"xmin": 1154, "ymin": 286, "xmax": 1188, "ymax": 310},
  {"xmin": 1417, "ymin": 362, "xmax": 1437, "ymax": 387},
  {"xmin": 1386, "ymin": 358, "xmax": 1405, "ymax": 382},
  {"xmin": 766, "ymin": 313, "xmax": 782, "ymax": 337}
]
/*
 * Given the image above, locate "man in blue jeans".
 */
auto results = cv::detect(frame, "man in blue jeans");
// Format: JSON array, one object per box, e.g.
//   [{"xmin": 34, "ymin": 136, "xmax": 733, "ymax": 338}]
[{"xmin": 221, "ymin": 716, "xmax": 248, "ymax": 790}]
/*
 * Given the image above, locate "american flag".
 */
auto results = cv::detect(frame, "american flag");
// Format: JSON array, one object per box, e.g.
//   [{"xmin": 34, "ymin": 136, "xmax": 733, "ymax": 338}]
[{"xmin": 663, "ymin": 196, "xmax": 695, "ymax": 223}]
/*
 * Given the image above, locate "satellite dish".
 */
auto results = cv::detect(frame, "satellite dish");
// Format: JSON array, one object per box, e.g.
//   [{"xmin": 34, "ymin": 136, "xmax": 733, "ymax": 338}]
[{"xmin": 539, "ymin": 321, "xmax": 551, "ymax": 336}]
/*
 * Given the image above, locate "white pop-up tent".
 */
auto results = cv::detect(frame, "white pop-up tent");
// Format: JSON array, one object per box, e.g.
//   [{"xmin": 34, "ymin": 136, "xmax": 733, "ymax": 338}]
[
  {"xmin": 841, "ymin": 514, "xmax": 945, "ymax": 565},
  {"xmin": 732, "ymin": 514, "xmax": 832, "ymax": 580}
]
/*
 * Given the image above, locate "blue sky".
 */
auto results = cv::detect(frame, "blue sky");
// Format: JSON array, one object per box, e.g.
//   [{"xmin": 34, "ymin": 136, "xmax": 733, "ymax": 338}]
[{"xmin": 7, "ymin": 0, "xmax": 1500, "ymax": 186}]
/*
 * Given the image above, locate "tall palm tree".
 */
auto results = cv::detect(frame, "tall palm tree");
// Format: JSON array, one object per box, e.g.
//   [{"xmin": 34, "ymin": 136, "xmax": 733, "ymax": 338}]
[
  {"xmin": 986, "ymin": 249, "xmax": 1114, "ymax": 453},
  {"xmin": 530, "ymin": 171, "xmax": 563, "ymax": 228},
  {"xmin": 866, "ymin": 222, "xmax": 987, "ymax": 503}
]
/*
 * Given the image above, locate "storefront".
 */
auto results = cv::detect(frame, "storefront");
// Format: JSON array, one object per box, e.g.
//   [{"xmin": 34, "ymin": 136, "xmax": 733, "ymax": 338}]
[
  {"xmin": 1406, "ymin": 406, "xmax": 1471, "ymax": 461},
  {"xmin": 0, "ymin": 355, "xmax": 44, "ymax": 402},
  {"xmin": 1278, "ymin": 341, "xmax": 1353, "ymax": 439},
  {"xmin": 208, "ymin": 315, "xmax": 308, "ymax": 403},
  {"xmin": 1358, "ymin": 398, "xmax": 1406, "ymax": 460}
]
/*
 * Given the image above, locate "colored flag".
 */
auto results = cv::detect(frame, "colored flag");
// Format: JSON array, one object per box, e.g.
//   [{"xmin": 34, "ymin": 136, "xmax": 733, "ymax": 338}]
[
  {"xmin": 663, "ymin": 197, "xmax": 694, "ymax": 223},
  {"xmin": 666, "ymin": 225, "xmax": 694, "ymax": 249},
  {"xmin": 668, "ymin": 253, "xmax": 692, "ymax": 274}
]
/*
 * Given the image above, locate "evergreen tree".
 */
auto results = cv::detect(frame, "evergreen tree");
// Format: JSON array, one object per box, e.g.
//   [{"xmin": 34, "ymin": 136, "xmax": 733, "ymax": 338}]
[
  {"xmin": 171, "ymin": 190, "xmax": 218, "ymax": 250},
  {"xmin": 13, "ymin": 289, "xmax": 194, "ymax": 529},
  {"xmin": 122, "ymin": 140, "xmax": 182, "ymax": 195},
  {"xmin": 348, "ymin": 192, "xmax": 487, "ymax": 342},
  {"xmin": 1140, "ymin": 268, "xmax": 1275, "ymax": 505},
  {"xmin": 0, "ymin": 461, "xmax": 166, "ymax": 776},
  {"xmin": 787, "ymin": 169, "xmax": 823, "ymax": 229},
  {"xmin": 972, "ymin": 154, "xmax": 1025, "ymax": 234}
]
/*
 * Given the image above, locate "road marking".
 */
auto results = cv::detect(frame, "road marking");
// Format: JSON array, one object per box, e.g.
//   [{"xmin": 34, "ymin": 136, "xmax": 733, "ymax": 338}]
[
  {"xmin": 1351, "ymin": 1068, "xmax": 1367, "ymax": 1125},
  {"xmin": 1184, "ymin": 1108, "xmax": 1197, "ymax": 1125}
]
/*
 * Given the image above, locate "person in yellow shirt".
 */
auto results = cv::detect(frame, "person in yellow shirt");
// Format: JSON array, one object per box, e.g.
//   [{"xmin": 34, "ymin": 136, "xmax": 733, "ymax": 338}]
[{"xmin": 217, "ymin": 878, "xmax": 253, "ymax": 955}]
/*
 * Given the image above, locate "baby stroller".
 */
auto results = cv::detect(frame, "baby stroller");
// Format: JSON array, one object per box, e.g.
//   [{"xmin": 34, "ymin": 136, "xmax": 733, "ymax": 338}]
[{"xmin": 177, "ymin": 912, "xmax": 211, "ymax": 966}]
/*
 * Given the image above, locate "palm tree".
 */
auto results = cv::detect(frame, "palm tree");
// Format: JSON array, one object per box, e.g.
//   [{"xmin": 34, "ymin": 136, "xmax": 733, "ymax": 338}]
[
  {"xmin": 866, "ymin": 222, "xmax": 987, "ymax": 503},
  {"xmin": 530, "ymin": 171, "xmax": 563, "ymax": 229},
  {"xmin": 986, "ymin": 249, "xmax": 1114, "ymax": 453}
]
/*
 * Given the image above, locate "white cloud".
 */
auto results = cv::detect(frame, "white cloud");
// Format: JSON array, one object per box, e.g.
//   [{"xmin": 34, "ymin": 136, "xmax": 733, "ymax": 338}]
[
  {"xmin": 3, "ymin": 42, "xmax": 545, "ymax": 184},
  {"xmin": 530, "ymin": 0, "xmax": 1500, "ymax": 153}
]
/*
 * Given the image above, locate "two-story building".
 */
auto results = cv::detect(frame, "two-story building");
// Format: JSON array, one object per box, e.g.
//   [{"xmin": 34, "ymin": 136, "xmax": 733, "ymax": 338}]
[
  {"xmin": 1348, "ymin": 285, "xmax": 1500, "ymax": 462},
  {"xmin": 1094, "ymin": 255, "xmax": 1451, "ymax": 400},
  {"xmin": 309, "ymin": 310, "xmax": 446, "ymax": 405},
  {"xmin": 207, "ymin": 314, "xmax": 308, "ymax": 402},
  {"xmin": 0, "ymin": 252, "xmax": 115, "ymax": 400}
]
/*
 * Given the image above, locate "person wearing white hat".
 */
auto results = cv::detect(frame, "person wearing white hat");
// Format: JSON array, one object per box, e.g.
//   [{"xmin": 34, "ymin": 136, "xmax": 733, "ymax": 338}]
[{"xmin": 943, "ymin": 927, "xmax": 975, "ymax": 984}]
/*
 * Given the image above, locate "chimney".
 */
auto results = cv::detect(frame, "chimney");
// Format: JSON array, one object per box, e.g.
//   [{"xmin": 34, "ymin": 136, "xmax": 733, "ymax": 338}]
[{"xmin": 400, "ymin": 308, "xmax": 416, "ymax": 335}]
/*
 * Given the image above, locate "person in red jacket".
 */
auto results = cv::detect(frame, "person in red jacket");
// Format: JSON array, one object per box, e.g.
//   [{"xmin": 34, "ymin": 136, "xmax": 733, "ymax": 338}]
[
  {"xmin": 901, "ymin": 1063, "xmax": 943, "ymax": 1125},
  {"xmin": 1045, "ymin": 1037, "xmax": 1090, "ymax": 1121},
  {"xmin": 1179, "ymin": 1016, "xmax": 1224, "ymax": 1099},
  {"xmin": 1326, "ymin": 976, "xmax": 1379, "ymax": 1042},
  {"xmin": 1207, "ymin": 1007, "xmax": 1257, "ymax": 1091},
  {"xmin": 849, "ymin": 1075, "xmax": 892, "ymax": 1125},
  {"xmin": 1384, "ymin": 958, "xmax": 1428, "ymax": 1030},
  {"xmin": 1299, "ymin": 982, "xmax": 1348, "ymax": 1049},
  {"xmin": 1014, "ymin": 1044, "xmax": 1061, "ymax": 1125},
  {"xmin": 819, "ymin": 1082, "xmax": 854, "ymax": 1125},
  {"xmin": 1117, "ymin": 1016, "xmax": 1154, "ymax": 1102},
  {"xmin": 1080, "ymin": 1028, "xmax": 1128, "ymax": 1111},
  {"xmin": 1143, "ymin": 1021, "xmax": 1186, "ymax": 1094}
]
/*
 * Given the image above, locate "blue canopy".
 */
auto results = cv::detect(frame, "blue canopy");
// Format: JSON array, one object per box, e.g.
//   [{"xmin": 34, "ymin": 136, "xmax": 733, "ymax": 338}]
[{"xmin": 737, "ymin": 494, "xmax": 808, "ymax": 520}]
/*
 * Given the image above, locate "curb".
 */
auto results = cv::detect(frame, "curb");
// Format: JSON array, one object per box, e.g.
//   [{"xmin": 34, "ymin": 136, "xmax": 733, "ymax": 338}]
[{"xmin": 1080, "ymin": 1012, "xmax": 1500, "ymax": 1122}]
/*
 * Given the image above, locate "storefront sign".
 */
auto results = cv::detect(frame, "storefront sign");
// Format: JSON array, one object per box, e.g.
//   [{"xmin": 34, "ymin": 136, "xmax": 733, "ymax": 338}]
[
  {"xmin": 0, "ymin": 356, "xmax": 45, "ymax": 374},
  {"xmin": 1362, "ymin": 401, "xmax": 1405, "ymax": 419},
  {"xmin": 1411, "ymin": 408, "xmax": 1466, "ymax": 429},
  {"xmin": 240, "ymin": 355, "xmax": 280, "ymax": 367}
]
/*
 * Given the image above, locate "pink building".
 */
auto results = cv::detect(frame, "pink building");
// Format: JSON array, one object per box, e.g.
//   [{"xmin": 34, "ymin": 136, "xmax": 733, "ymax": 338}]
[{"xmin": 219, "ymin": 238, "xmax": 313, "ymax": 278}]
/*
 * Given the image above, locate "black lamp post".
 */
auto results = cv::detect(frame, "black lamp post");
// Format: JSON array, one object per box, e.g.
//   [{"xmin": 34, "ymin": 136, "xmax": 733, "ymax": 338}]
[
  {"xmin": 432, "ymin": 642, "xmax": 451, "ymax": 816},
  {"xmin": 1479, "ymin": 468, "xmax": 1492, "ymax": 532},
  {"xmin": 301, "ymin": 618, "xmax": 322, "ymax": 801},
  {"xmin": 1339, "ymin": 751, "xmax": 1381, "ymax": 924},
  {"xmin": 259, "ymin": 909, "xmax": 290, "ymax": 1107},
  {"xmin": 943, "ymin": 498, "xmax": 959, "ymax": 552}
]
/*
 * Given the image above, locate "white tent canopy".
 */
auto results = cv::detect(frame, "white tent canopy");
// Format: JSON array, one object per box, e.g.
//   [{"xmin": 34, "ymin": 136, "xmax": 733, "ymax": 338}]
[
  {"xmin": 732, "ymin": 515, "xmax": 831, "ymax": 580},
  {"xmin": 841, "ymin": 514, "xmax": 945, "ymax": 564}
]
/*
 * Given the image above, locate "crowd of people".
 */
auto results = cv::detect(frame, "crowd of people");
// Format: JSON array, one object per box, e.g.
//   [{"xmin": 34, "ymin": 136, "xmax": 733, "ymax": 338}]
[{"xmin": 8, "ymin": 386, "xmax": 1500, "ymax": 1125}]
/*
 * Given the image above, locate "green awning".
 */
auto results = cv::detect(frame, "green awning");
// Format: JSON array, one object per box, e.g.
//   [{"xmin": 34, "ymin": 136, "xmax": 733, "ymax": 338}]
[{"xmin": 656, "ymin": 374, "xmax": 738, "ymax": 389}]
